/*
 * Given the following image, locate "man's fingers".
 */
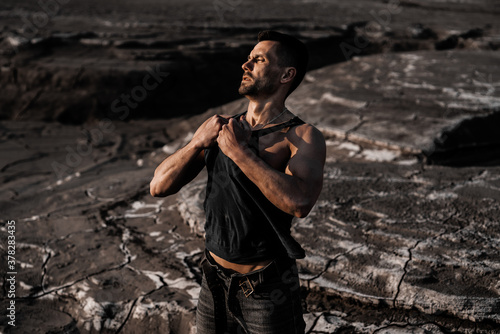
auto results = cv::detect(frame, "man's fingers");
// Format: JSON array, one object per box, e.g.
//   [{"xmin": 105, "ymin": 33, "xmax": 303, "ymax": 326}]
[
  {"xmin": 216, "ymin": 115, "xmax": 229, "ymax": 124},
  {"xmin": 222, "ymin": 118, "xmax": 237, "ymax": 132},
  {"xmin": 239, "ymin": 115, "xmax": 251, "ymax": 132},
  {"xmin": 212, "ymin": 115, "xmax": 228, "ymax": 128}
]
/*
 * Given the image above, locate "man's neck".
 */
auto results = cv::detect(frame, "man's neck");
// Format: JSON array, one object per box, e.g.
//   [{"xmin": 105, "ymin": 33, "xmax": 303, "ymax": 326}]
[{"xmin": 246, "ymin": 97, "xmax": 286, "ymax": 128}]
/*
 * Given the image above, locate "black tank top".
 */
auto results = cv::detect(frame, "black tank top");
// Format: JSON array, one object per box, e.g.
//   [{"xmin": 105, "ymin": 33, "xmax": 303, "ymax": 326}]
[{"xmin": 203, "ymin": 112, "xmax": 306, "ymax": 263}]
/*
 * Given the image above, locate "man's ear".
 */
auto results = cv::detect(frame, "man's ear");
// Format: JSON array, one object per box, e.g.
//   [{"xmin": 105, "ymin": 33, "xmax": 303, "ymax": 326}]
[{"xmin": 281, "ymin": 67, "xmax": 296, "ymax": 84}]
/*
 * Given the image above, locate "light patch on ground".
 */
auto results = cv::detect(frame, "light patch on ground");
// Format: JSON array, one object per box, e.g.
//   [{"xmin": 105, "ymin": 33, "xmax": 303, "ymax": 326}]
[
  {"xmin": 338, "ymin": 142, "xmax": 361, "ymax": 152},
  {"xmin": 321, "ymin": 92, "xmax": 367, "ymax": 109},
  {"xmin": 427, "ymin": 191, "xmax": 458, "ymax": 200},
  {"xmin": 361, "ymin": 149, "xmax": 399, "ymax": 162}
]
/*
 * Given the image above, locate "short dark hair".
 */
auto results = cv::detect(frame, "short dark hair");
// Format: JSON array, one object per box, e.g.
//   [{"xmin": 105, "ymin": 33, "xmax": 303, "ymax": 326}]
[{"xmin": 257, "ymin": 30, "xmax": 309, "ymax": 97}]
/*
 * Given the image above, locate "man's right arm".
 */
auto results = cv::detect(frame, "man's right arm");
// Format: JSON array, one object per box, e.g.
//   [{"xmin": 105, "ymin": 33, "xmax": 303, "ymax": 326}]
[
  {"xmin": 150, "ymin": 115, "xmax": 228, "ymax": 197},
  {"xmin": 150, "ymin": 141, "xmax": 205, "ymax": 197}
]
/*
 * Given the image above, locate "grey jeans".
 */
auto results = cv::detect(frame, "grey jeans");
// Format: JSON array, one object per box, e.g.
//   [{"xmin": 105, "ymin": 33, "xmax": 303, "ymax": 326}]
[{"xmin": 196, "ymin": 251, "xmax": 306, "ymax": 334}]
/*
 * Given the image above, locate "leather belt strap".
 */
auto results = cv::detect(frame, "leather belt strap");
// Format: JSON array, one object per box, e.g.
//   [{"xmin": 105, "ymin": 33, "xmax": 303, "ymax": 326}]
[
  {"xmin": 201, "ymin": 254, "xmax": 227, "ymax": 333},
  {"xmin": 239, "ymin": 255, "xmax": 294, "ymax": 294}
]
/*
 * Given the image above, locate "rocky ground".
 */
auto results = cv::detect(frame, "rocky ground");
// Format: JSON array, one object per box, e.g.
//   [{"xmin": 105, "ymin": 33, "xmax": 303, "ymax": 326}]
[
  {"xmin": 1, "ymin": 0, "xmax": 499, "ymax": 123},
  {"xmin": 1, "ymin": 0, "xmax": 500, "ymax": 333}
]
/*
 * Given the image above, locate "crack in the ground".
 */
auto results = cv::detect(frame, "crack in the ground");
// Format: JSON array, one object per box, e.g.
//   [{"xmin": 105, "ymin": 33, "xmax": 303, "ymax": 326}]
[
  {"xmin": 345, "ymin": 113, "xmax": 366, "ymax": 139},
  {"xmin": 392, "ymin": 207, "xmax": 462, "ymax": 310},
  {"xmin": 393, "ymin": 239, "xmax": 421, "ymax": 308},
  {"xmin": 305, "ymin": 314, "xmax": 322, "ymax": 334},
  {"xmin": 33, "ymin": 257, "xmax": 134, "ymax": 299},
  {"xmin": 372, "ymin": 320, "xmax": 452, "ymax": 334},
  {"xmin": 113, "ymin": 265, "xmax": 198, "ymax": 333},
  {"xmin": 29, "ymin": 219, "xmax": 134, "ymax": 298},
  {"xmin": 0, "ymin": 152, "xmax": 49, "ymax": 173},
  {"xmin": 115, "ymin": 296, "xmax": 140, "ymax": 334},
  {"xmin": 40, "ymin": 243, "xmax": 55, "ymax": 294},
  {"xmin": 304, "ymin": 246, "xmax": 364, "ymax": 289}
]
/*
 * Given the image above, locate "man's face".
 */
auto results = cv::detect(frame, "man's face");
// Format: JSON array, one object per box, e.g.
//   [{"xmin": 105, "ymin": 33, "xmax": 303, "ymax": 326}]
[{"xmin": 238, "ymin": 41, "xmax": 283, "ymax": 97}]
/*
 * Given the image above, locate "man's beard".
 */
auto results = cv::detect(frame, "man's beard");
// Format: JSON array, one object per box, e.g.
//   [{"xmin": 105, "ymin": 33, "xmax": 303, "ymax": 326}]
[{"xmin": 238, "ymin": 75, "xmax": 278, "ymax": 97}]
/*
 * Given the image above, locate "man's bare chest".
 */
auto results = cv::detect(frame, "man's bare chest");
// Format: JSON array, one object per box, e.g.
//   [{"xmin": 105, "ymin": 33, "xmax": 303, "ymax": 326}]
[{"xmin": 256, "ymin": 130, "xmax": 292, "ymax": 172}]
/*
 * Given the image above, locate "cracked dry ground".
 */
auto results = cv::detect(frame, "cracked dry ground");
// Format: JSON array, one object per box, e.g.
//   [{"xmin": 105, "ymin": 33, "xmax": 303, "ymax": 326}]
[
  {"xmin": 296, "ymin": 138, "xmax": 500, "ymax": 333},
  {"xmin": 1, "ymin": 118, "xmax": 499, "ymax": 333}
]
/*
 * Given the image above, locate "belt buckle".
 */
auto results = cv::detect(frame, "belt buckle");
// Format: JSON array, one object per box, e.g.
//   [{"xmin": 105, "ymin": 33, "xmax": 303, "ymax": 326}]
[{"xmin": 239, "ymin": 277, "xmax": 254, "ymax": 297}]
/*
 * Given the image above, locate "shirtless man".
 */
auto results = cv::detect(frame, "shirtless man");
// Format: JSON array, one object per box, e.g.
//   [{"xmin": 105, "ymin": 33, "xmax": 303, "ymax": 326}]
[{"xmin": 150, "ymin": 30, "xmax": 326, "ymax": 334}]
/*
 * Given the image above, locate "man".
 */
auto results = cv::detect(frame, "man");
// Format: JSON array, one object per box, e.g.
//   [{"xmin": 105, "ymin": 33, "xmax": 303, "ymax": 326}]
[{"xmin": 150, "ymin": 30, "xmax": 325, "ymax": 334}]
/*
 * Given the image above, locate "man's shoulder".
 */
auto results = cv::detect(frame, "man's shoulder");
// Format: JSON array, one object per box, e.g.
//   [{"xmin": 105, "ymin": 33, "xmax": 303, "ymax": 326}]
[
  {"xmin": 287, "ymin": 121, "xmax": 325, "ymax": 144},
  {"xmin": 285, "ymin": 121, "xmax": 326, "ymax": 160}
]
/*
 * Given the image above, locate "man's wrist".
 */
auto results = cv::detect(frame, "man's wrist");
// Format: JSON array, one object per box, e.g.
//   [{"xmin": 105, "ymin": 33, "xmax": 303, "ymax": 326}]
[
  {"xmin": 188, "ymin": 138, "xmax": 205, "ymax": 152},
  {"xmin": 232, "ymin": 142, "xmax": 253, "ymax": 164}
]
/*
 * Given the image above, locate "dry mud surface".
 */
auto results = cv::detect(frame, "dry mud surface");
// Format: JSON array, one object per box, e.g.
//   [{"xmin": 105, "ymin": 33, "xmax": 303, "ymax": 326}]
[{"xmin": 1, "ymin": 0, "xmax": 500, "ymax": 333}]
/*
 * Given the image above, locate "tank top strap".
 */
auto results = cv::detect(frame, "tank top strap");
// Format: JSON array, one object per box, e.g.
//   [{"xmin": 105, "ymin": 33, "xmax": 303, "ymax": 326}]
[
  {"xmin": 231, "ymin": 111, "xmax": 247, "ymax": 119},
  {"xmin": 253, "ymin": 116, "xmax": 305, "ymax": 138}
]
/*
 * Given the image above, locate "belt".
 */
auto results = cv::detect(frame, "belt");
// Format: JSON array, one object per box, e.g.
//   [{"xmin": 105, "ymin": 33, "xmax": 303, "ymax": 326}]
[
  {"xmin": 201, "ymin": 254, "xmax": 227, "ymax": 333},
  {"xmin": 237, "ymin": 255, "xmax": 295, "ymax": 297}
]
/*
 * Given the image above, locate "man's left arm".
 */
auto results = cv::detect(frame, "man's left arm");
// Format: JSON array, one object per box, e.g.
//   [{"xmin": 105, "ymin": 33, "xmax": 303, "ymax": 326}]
[{"xmin": 217, "ymin": 118, "xmax": 326, "ymax": 218}]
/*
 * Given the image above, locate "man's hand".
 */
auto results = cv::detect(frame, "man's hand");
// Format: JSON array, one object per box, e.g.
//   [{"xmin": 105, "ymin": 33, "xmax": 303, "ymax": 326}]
[
  {"xmin": 150, "ymin": 114, "xmax": 229, "ymax": 197},
  {"xmin": 217, "ymin": 116, "xmax": 252, "ymax": 161},
  {"xmin": 191, "ymin": 115, "xmax": 229, "ymax": 149}
]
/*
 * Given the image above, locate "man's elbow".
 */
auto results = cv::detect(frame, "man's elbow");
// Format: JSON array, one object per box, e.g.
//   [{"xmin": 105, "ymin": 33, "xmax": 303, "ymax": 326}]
[
  {"xmin": 150, "ymin": 178, "xmax": 169, "ymax": 197},
  {"xmin": 292, "ymin": 200, "xmax": 314, "ymax": 218},
  {"xmin": 293, "ymin": 182, "xmax": 323, "ymax": 218},
  {"xmin": 150, "ymin": 180, "xmax": 162, "ymax": 197},
  {"xmin": 294, "ymin": 207, "xmax": 312, "ymax": 218}
]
